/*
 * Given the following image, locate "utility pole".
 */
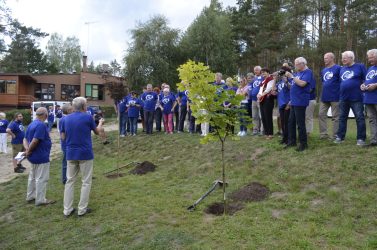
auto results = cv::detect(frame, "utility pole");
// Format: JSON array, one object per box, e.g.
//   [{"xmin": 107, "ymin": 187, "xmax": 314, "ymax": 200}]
[{"xmin": 84, "ymin": 21, "xmax": 99, "ymax": 61}]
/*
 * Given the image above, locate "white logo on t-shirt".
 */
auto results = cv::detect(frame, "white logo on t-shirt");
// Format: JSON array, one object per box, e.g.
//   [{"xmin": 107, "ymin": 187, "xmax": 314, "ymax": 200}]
[
  {"xmin": 341, "ymin": 71, "xmax": 354, "ymax": 81},
  {"xmin": 323, "ymin": 71, "xmax": 334, "ymax": 81},
  {"xmin": 145, "ymin": 94, "xmax": 154, "ymax": 101},
  {"xmin": 184, "ymin": 90, "xmax": 189, "ymax": 96},
  {"xmin": 162, "ymin": 97, "xmax": 170, "ymax": 104},
  {"xmin": 19, "ymin": 125, "xmax": 24, "ymax": 131},
  {"xmin": 366, "ymin": 70, "xmax": 376, "ymax": 81}
]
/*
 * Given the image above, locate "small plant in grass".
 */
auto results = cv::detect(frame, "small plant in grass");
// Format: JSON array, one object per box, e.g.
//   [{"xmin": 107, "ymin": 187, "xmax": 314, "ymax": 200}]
[{"xmin": 177, "ymin": 60, "xmax": 250, "ymax": 214}]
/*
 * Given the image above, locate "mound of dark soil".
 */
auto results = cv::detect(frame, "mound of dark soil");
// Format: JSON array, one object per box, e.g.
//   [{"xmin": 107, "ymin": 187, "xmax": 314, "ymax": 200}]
[
  {"xmin": 230, "ymin": 182, "xmax": 269, "ymax": 202},
  {"xmin": 205, "ymin": 202, "xmax": 244, "ymax": 216},
  {"xmin": 106, "ymin": 173, "xmax": 125, "ymax": 179},
  {"xmin": 129, "ymin": 161, "xmax": 157, "ymax": 175}
]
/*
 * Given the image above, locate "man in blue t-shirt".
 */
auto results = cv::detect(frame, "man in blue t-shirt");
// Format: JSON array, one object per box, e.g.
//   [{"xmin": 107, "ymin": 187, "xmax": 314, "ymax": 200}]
[
  {"xmin": 61, "ymin": 97, "xmax": 104, "ymax": 217},
  {"xmin": 334, "ymin": 51, "xmax": 367, "ymax": 146},
  {"xmin": 59, "ymin": 103, "xmax": 73, "ymax": 184},
  {"xmin": 24, "ymin": 107, "xmax": 54, "ymax": 206},
  {"xmin": 6, "ymin": 112, "xmax": 25, "ymax": 173},
  {"xmin": 140, "ymin": 84, "xmax": 158, "ymax": 134},
  {"xmin": 250, "ymin": 66, "xmax": 264, "ymax": 135},
  {"xmin": 361, "ymin": 49, "xmax": 377, "ymax": 146},
  {"xmin": 47, "ymin": 106, "xmax": 55, "ymax": 132},
  {"xmin": 319, "ymin": 52, "xmax": 341, "ymax": 139},
  {"xmin": 55, "ymin": 105, "xmax": 63, "ymax": 133},
  {"xmin": 285, "ymin": 57, "xmax": 312, "ymax": 151}
]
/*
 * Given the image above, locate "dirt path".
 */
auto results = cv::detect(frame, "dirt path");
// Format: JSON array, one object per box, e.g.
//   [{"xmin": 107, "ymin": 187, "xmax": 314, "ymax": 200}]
[{"xmin": 0, "ymin": 122, "xmax": 119, "ymax": 184}]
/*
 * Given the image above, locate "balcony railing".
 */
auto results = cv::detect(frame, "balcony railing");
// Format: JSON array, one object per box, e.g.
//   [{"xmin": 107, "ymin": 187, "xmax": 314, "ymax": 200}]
[{"xmin": 18, "ymin": 95, "xmax": 36, "ymax": 105}]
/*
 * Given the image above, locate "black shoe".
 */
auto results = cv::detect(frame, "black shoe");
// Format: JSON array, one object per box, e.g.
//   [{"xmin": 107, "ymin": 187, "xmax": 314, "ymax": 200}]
[
  {"xmin": 296, "ymin": 144, "xmax": 308, "ymax": 152},
  {"xmin": 64, "ymin": 208, "xmax": 76, "ymax": 218},
  {"xmin": 14, "ymin": 166, "xmax": 24, "ymax": 173},
  {"xmin": 26, "ymin": 199, "xmax": 35, "ymax": 204},
  {"xmin": 78, "ymin": 208, "xmax": 92, "ymax": 217},
  {"xmin": 279, "ymin": 140, "xmax": 287, "ymax": 145},
  {"xmin": 283, "ymin": 143, "xmax": 296, "ymax": 149},
  {"xmin": 103, "ymin": 141, "xmax": 110, "ymax": 145},
  {"xmin": 17, "ymin": 164, "xmax": 26, "ymax": 170}
]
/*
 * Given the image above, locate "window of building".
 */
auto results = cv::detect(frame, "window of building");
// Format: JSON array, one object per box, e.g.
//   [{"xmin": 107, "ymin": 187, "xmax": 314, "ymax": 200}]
[
  {"xmin": 34, "ymin": 83, "xmax": 55, "ymax": 100},
  {"xmin": 61, "ymin": 84, "xmax": 80, "ymax": 101},
  {"xmin": 0, "ymin": 80, "xmax": 16, "ymax": 94},
  {"xmin": 85, "ymin": 83, "xmax": 104, "ymax": 100}
]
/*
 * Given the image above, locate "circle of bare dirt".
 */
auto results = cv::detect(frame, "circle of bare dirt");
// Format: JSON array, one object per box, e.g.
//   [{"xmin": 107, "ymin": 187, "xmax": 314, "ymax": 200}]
[
  {"xmin": 205, "ymin": 202, "xmax": 244, "ymax": 216},
  {"xmin": 129, "ymin": 161, "xmax": 157, "ymax": 175},
  {"xmin": 229, "ymin": 182, "xmax": 269, "ymax": 202}
]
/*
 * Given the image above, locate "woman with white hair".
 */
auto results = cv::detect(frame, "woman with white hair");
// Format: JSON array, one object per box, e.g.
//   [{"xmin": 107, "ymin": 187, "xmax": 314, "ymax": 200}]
[
  {"xmin": 0, "ymin": 112, "xmax": 8, "ymax": 153},
  {"xmin": 159, "ymin": 88, "xmax": 177, "ymax": 134}
]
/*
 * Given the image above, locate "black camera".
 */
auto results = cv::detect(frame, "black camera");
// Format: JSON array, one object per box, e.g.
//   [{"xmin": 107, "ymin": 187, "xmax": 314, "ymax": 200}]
[{"xmin": 278, "ymin": 66, "xmax": 292, "ymax": 76}]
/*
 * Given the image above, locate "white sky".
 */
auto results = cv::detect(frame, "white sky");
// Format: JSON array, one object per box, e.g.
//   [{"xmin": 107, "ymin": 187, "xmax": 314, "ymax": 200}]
[{"xmin": 7, "ymin": 0, "xmax": 237, "ymax": 66}]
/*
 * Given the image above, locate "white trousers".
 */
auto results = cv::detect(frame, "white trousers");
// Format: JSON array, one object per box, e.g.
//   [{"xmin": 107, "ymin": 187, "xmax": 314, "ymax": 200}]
[
  {"xmin": 26, "ymin": 162, "xmax": 50, "ymax": 205},
  {"xmin": 63, "ymin": 160, "xmax": 93, "ymax": 216},
  {"xmin": 0, "ymin": 133, "xmax": 7, "ymax": 153}
]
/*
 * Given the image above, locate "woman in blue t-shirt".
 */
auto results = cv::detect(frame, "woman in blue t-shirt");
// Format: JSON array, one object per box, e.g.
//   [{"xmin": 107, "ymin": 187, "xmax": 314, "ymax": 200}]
[{"xmin": 127, "ymin": 92, "xmax": 142, "ymax": 136}]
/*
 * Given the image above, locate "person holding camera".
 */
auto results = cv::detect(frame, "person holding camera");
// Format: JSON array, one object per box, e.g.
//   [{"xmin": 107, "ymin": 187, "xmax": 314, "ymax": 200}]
[
  {"xmin": 61, "ymin": 97, "xmax": 105, "ymax": 217},
  {"xmin": 284, "ymin": 57, "xmax": 313, "ymax": 151},
  {"xmin": 257, "ymin": 68, "xmax": 276, "ymax": 139},
  {"xmin": 276, "ymin": 67, "xmax": 292, "ymax": 145},
  {"xmin": 127, "ymin": 91, "xmax": 142, "ymax": 136}
]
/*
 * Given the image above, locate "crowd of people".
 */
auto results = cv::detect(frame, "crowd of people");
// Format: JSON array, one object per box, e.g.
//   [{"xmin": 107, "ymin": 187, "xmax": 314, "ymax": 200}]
[
  {"xmin": 0, "ymin": 48, "xmax": 376, "ymax": 217},
  {"xmin": 115, "ymin": 49, "xmax": 377, "ymax": 152}
]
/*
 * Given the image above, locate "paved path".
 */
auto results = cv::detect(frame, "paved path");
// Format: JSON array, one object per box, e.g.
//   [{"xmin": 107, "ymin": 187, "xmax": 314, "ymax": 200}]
[{"xmin": 0, "ymin": 122, "xmax": 118, "ymax": 184}]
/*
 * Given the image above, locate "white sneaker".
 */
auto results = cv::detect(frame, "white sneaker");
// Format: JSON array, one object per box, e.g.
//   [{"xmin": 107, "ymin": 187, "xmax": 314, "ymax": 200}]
[
  {"xmin": 333, "ymin": 137, "xmax": 343, "ymax": 144},
  {"xmin": 356, "ymin": 139, "xmax": 366, "ymax": 146},
  {"xmin": 237, "ymin": 131, "xmax": 241, "ymax": 136},
  {"xmin": 120, "ymin": 134, "xmax": 125, "ymax": 137}
]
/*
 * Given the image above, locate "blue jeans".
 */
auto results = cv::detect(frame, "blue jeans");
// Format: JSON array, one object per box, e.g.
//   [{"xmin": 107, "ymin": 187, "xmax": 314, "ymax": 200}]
[
  {"xmin": 337, "ymin": 100, "xmax": 366, "ymax": 140},
  {"xmin": 144, "ymin": 110, "xmax": 155, "ymax": 134},
  {"xmin": 288, "ymin": 106, "xmax": 307, "ymax": 145},
  {"xmin": 62, "ymin": 149, "xmax": 67, "ymax": 184},
  {"xmin": 129, "ymin": 117, "xmax": 138, "ymax": 135},
  {"xmin": 48, "ymin": 121, "xmax": 53, "ymax": 132},
  {"xmin": 155, "ymin": 108, "xmax": 162, "ymax": 131},
  {"xmin": 119, "ymin": 112, "xmax": 128, "ymax": 135}
]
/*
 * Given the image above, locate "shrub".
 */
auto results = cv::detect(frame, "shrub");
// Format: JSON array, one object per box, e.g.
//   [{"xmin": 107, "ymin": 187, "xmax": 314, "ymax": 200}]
[
  {"xmin": 3, "ymin": 109, "xmax": 32, "ymax": 125},
  {"xmin": 100, "ymin": 105, "xmax": 117, "ymax": 119}
]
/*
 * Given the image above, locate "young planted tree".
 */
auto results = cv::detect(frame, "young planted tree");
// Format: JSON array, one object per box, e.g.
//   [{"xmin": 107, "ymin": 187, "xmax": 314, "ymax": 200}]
[{"xmin": 177, "ymin": 60, "xmax": 249, "ymax": 214}]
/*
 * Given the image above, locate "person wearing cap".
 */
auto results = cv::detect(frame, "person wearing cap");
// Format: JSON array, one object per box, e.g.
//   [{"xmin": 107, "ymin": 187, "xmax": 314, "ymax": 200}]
[{"xmin": 23, "ymin": 107, "xmax": 55, "ymax": 206}]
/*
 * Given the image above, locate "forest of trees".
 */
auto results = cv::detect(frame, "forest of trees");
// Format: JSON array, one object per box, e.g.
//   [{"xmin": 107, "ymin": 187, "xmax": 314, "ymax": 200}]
[{"xmin": 1, "ymin": 0, "xmax": 377, "ymax": 93}]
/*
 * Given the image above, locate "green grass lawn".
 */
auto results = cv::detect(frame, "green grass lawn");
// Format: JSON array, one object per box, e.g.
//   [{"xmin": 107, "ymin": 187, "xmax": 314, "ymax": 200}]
[{"xmin": 1, "ymin": 119, "xmax": 377, "ymax": 249}]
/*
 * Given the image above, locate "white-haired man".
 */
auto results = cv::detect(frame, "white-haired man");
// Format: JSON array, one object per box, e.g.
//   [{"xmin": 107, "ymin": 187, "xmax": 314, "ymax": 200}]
[
  {"xmin": 61, "ymin": 97, "xmax": 104, "ymax": 217},
  {"xmin": 334, "ymin": 51, "xmax": 367, "ymax": 145},
  {"xmin": 285, "ymin": 57, "xmax": 314, "ymax": 151},
  {"xmin": 361, "ymin": 49, "xmax": 377, "ymax": 146},
  {"xmin": 249, "ymin": 66, "xmax": 264, "ymax": 135},
  {"xmin": 24, "ymin": 107, "xmax": 55, "ymax": 206},
  {"xmin": 319, "ymin": 52, "xmax": 341, "ymax": 139}
]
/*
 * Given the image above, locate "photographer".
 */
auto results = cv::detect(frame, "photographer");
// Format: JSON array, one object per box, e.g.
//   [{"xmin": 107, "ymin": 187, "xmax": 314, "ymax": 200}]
[
  {"xmin": 276, "ymin": 66, "xmax": 292, "ymax": 145},
  {"xmin": 284, "ymin": 57, "xmax": 313, "ymax": 151}
]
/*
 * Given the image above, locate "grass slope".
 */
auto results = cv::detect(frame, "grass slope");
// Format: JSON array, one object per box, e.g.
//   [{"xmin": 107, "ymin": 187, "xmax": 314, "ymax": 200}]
[{"xmin": 1, "ymin": 121, "xmax": 377, "ymax": 249}]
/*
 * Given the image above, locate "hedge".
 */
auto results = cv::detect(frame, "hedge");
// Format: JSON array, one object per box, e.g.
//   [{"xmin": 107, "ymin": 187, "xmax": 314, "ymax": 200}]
[
  {"xmin": 100, "ymin": 105, "xmax": 117, "ymax": 119},
  {"xmin": 3, "ymin": 109, "xmax": 32, "ymax": 125}
]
